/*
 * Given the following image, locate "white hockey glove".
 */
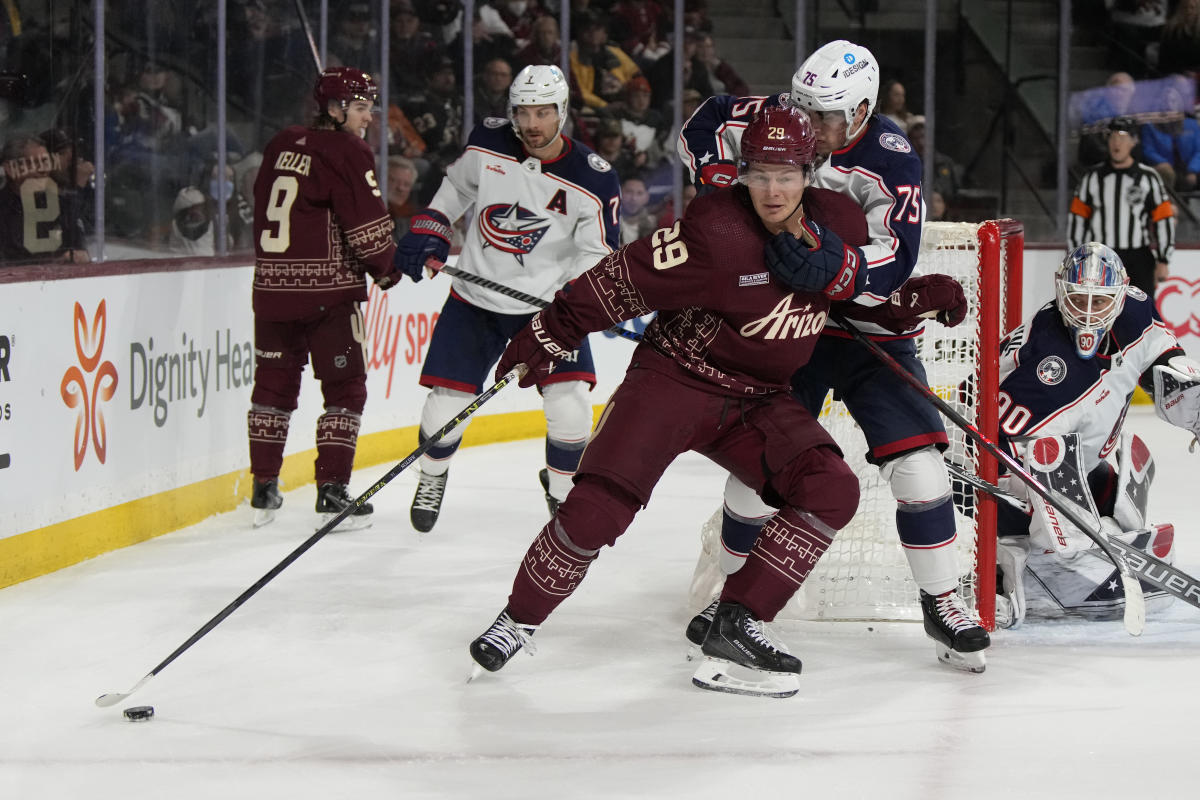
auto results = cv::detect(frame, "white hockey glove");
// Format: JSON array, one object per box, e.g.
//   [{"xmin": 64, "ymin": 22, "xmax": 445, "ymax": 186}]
[{"xmin": 1152, "ymin": 355, "xmax": 1200, "ymax": 447}]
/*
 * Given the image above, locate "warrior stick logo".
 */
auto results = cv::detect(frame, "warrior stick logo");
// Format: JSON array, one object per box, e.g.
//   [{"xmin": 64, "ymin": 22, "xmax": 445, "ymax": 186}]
[{"xmin": 479, "ymin": 202, "xmax": 551, "ymax": 265}]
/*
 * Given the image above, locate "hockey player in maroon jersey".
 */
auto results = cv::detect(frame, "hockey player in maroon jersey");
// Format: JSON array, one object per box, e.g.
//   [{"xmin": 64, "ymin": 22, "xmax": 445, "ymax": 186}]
[
  {"xmin": 247, "ymin": 66, "xmax": 420, "ymax": 529},
  {"xmin": 467, "ymin": 106, "xmax": 869, "ymax": 698}
]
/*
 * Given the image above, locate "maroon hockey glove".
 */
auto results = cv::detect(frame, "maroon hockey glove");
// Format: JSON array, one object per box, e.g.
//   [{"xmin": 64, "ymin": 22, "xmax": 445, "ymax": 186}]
[
  {"xmin": 765, "ymin": 220, "xmax": 865, "ymax": 300},
  {"xmin": 373, "ymin": 267, "xmax": 406, "ymax": 290},
  {"xmin": 837, "ymin": 274, "xmax": 968, "ymax": 334},
  {"xmin": 696, "ymin": 160, "xmax": 738, "ymax": 195},
  {"xmin": 496, "ymin": 312, "xmax": 578, "ymax": 388}
]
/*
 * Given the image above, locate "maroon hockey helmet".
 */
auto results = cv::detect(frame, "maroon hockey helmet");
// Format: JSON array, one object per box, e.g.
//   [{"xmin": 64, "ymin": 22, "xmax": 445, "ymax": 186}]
[
  {"xmin": 313, "ymin": 66, "xmax": 378, "ymax": 112},
  {"xmin": 739, "ymin": 106, "xmax": 817, "ymax": 172}
]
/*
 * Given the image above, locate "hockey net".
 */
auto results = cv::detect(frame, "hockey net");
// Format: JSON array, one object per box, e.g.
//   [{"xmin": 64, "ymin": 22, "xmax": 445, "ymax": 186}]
[{"xmin": 779, "ymin": 219, "xmax": 1024, "ymax": 630}]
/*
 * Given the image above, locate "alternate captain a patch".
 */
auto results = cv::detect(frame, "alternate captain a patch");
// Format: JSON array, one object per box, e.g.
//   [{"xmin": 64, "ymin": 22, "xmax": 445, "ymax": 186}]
[{"xmin": 478, "ymin": 202, "xmax": 551, "ymax": 265}]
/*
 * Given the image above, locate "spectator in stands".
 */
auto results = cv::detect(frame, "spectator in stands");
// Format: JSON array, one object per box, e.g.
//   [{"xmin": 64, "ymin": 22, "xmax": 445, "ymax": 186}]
[
  {"xmin": 233, "ymin": 152, "xmax": 263, "ymax": 249},
  {"xmin": 879, "ymin": 79, "xmax": 919, "ymax": 133},
  {"xmin": 41, "ymin": 128, "xmax": 95, "ymax": 232},
  {"xmin": 618, "ymin": 175, "xmax": 657, "ymax": 245},
  {"xmin": 609, "ymin": 0, "xmax": 670, "ymax": 67},
  {"xmin": 683, "ymin": 0, "xmax": 714, "ymax": 34},
  {"xmin": 226, "ymin": 0, "xmax": 312, "ymax": 121},
  {"xmin": 1158, "ymin": 0, "xmax": 1200, "ymax": 78},
  {"xmin": 389, "ymin": 0, "xmax": 446, "ymax": 104},
  {"xmin": 387, "ymin": 155, "xmax": 421, "ymax": 240},
  {"xmin": 1077, "ymin": 71, "xmax": 1138, "ymax": 167},
  {"xmin": 330, "ymin": 2, "xmax": 378, "ymax": 69},
  {"xmin": 515, "ymin": 14, "xmax": 562, "ymax": 69},
  {"xmin": 1108, "ymin": 0, "xmax": 1167, "ymax": 77},
  {"xmin": 592, "ymin": 117, "xmax": 641, "ymax": 177},
  {"xmin": 601, "ymin": 75, "xmax": 668, "ymax": 168},
  {"xmin": 907, "ymin": 117, "xmax": 965, "ymax": 205},
  {"xmin": 0, "ymin": 134, "xmax": 88, "ymax": 264},
  {"xmin": 648, "ymin": 31, "xmax": 715, "ymax": 109},
  {"xmin": 656, "ymin": 181, "xmax": 696, "ymax": 227},
  {"xmin": 694, "ymin": 32, "xmax": 750, "ymax": 98},
  {"xmin": 569, "ymin": 10, "xmax": 641, "ymax": 111},
  {"xmin": 927, "ymin": 189, "xmax": 947, "ymax": 221},
  {"xmin": 475, "ymin": 57, "xmax": 514, "ymax": 123},
  {"xmin": 490, "ymin": 0, "xmax": 547, "ymax": 50},
  {"xmin": 471, "ymin": 1, "xmax": 519, "ymax": 66},
  {"xmin": 1139, "ymin": 83, "xmax": 1200, "ymax": 192},
  {"xmin": 167, "ymin": 186, "xmax": 218, "ymax": 256},
  {"xmin": 404, "ymin": 57, "xmax": 465, "ymax": 189}
]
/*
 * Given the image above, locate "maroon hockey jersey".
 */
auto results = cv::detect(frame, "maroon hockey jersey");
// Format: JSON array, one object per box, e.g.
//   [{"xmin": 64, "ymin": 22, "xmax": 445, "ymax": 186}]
[
  {"xmin": 544, "ymin": 186, "xmax": 868, "ymax": 396},
  {"xmin": 252, "ymin": 125, "xmax": 396, "ymax": 321}
]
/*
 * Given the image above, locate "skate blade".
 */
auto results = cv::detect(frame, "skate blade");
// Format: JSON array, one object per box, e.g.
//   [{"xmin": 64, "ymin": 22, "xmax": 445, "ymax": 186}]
[
  {"xmin": 935, "ymin": 644, "xmax": 987, "ymax": 674},
  {"xmin": 466, "ymin": 663, "xmax": 485, "ymax": 683},
  {"xmin": 252, "ymin": 508, "xmax": 278, "ymax": 528},
  {"xmin": 691, "ymin": 657, "xmax": 799, "ymax": 699},
  {"xmin": 685, "ymin": 643, "xmax": 702, "ymax": 662},
  {"xmin": 317, "ymin": 512, "xmax": 373, "ymax": 533}
]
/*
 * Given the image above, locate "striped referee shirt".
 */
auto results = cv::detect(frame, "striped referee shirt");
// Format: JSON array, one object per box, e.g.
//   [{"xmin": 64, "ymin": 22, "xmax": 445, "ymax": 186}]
[{"xmin": 1068, "ymin": 162, "xmax": 1176, "ymax": 262}]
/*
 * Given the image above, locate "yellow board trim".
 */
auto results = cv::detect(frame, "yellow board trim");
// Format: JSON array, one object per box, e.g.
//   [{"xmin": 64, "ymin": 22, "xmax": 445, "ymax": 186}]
[{"xmin": 0, "ymin": 408, "xmax": 592, "ymax": 590}]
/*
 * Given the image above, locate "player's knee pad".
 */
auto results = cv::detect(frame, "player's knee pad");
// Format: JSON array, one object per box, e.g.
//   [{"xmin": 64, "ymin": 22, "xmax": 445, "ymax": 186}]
[
  {"xmin": 554, "ymin": 474, "xmax": 640, "ymax": 550},
  {"xmin": 321, "ymin": 374, "xmax": 367, "ymax": 415},
  {"xmin": 880, "ymin": 446, "xmax": 951, "ymax": 506},
  {"xmin": 542, "ymin": 381, "xmax": 593, "ymax": 443},
  {"xmin": 250, "ymin": 367, "xmax": 302, "ymax": 410},
  {"xmin": 421, "ymin": 386, "xmax": 476, "ymax": 444},
  {"xmin": 767, "ymin": 445, "xmax": 859, "ymax": 531}
]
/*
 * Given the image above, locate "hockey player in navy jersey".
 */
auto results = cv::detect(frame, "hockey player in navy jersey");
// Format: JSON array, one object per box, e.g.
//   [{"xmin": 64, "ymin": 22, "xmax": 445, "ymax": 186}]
[
  {"xmin": 468, "ymin": 107, "xmax": 869, "ymax": 698},
  {"xmin": 396, "ymin": 64, "xmax": 621, "ymax": 533},
  {"xmin": 679, "ymin": 40, "xmax": 990, "ymax": 672},
  {"xmin": 990, "ymin": 242, "xmax": 1200, "ymax": 627}
]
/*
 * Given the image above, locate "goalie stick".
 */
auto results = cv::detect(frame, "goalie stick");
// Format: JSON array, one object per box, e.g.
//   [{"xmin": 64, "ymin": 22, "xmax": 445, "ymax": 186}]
[
  {"xmin": 829, "ymin": 310, "xmax": 1146, "ymax": 636},
  {"xmin": 945, "ymin": 461, "xmax": 1200, "ymax": 613},
  {"xmin": 424, "ymin": 258, "xmax": 644, "ymax": 344},
  {"xmin": 95, "ymin": 366, "xmax": 527, "ymax": 709}
]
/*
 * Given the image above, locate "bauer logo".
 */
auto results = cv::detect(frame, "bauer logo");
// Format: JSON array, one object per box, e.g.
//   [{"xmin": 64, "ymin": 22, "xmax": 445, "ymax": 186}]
[{"xmin": 60, "ymin": 300, "xmax": 119, "ymax": 470}]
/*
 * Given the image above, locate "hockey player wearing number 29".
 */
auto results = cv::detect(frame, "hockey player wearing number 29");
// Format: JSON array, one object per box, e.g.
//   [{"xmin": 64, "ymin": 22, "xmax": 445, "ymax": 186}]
[
  {"xmin": 991, "ymin": 242, "xmax": 1200, "ymax": 628},
  {"xmin": 395, "ymin": 65, "xmax": 621, "ymax": 534},
  {"xmin": 468, "ymin": 106, "xmax": 870, "ymax": 699},
  {"xmin": 679, "ymin": 40, "xmax": 990, "ymax": 672}
]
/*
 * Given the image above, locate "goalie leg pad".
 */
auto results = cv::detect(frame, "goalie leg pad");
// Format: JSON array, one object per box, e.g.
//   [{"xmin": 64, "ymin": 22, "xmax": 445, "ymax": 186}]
[
  {"xmin": 1113, "ymin": 433, "xmax": 1155, "ymax": 531},
  {"xmin": 1023, "ymin": 434, "xmax": 1101, "ymax": 558},
  {"xmin": 417, "ymin": 386, "xmax": 474, "ymax": 475},
  {"xmin": 881, "ymin": 447, "xmax": 960, "ymax": 594}
]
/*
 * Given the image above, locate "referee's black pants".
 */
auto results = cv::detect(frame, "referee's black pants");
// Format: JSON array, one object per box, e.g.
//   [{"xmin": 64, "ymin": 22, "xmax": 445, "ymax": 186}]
[{"xmin": 1113, "ymin": 246, "xmax": 1157, "ymax": 296}]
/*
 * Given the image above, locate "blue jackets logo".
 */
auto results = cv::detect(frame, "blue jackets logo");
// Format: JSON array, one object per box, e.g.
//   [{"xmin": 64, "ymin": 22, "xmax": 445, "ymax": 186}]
[{"xmin": 479, "ymin": 203, "xmax": 551, "ymax": 265}]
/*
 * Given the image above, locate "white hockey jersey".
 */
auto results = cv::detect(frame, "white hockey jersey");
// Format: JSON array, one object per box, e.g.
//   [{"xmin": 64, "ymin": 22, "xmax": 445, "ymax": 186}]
[
  {"xmin": 430, "ymin": 119, "xmax": 621, "ymax": 315},
  {"xmin": 997, "ymin": 289, "xmax": 1182, "ymax": 472}
]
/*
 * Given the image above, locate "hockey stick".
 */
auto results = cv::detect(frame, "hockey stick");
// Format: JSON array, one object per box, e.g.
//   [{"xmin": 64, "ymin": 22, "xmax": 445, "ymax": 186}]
[
  {"xmin": 291, "ymin": 0, "xmax": 323, "ymax": 73},
  {"xmin": 425, "ymin": 258, "xmax": 644, "ymax": 344},
  {"xmin": 95, "ymin": 366, "xmax": 527, "ymax": 708},
  {"xmin": 829, "ymin": 310, "xmax": 1146, "ymax": 635},
  {"xmin": 945, "ymin": 461, "xmax": 1200, "ymax": 612}
]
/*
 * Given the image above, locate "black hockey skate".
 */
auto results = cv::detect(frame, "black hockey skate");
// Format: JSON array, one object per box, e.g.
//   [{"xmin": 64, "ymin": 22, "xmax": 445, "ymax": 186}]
[
  {"xmin": 410, "ymin": 470, "xmax": 448, "ymax": 533},
  {"xmin": 538, "ymin": 468, "xmax": 560, "ymax": 516},
  {"xmin": 920, "ymin": 589, "xmax": 990, "ymax": 673},
  {"xmin": 315, "ymin": 483, "xmax": 373, "ymax": 532},
  {"xmin": 684, "ymin": 600, "xmax": 719, "ymax": 660},
  {"xmin": 468, "ymin": 608, "xmax": 538, "ymax": 679},
  {"xmin": 250, "ymin": 478, "xmax": 283, "ymax": 528},
  {"xmin": 692, "ymin": 602, "xmax": 801, "ymax": 698}
]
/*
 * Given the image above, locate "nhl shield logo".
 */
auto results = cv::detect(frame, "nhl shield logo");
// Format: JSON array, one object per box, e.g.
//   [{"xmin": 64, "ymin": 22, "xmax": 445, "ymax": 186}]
[
  {"xmin": 479, "ymin": 202, "xmax": 551, "ymax": 265},
  {"xmin": 1036, "ymin": 355, "xmax": 1068, "ymax": 385}
]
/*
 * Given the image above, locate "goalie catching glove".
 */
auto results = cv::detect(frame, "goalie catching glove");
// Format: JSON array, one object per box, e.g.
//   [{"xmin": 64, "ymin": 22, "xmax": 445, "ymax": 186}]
[
  {"xmin": 765, "ymin": 219, "xmax": 865, "ymax": 300},
  {"xmin": 1152, "ymin": 354, "xmax": 1200, "ymax": 442},
  {"xmin": 835, "ymin": 274, "xmax": 968, "ymax": 334},
  {"xmin": 496, "ymin": 311, "xmax": 580, "ymax": 388}
]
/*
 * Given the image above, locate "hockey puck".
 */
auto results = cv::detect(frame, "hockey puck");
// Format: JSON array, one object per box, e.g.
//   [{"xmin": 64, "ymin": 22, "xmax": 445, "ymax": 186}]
[{"xmin": 123, "ymin": 705, "xmax": 155, "ymax": 722}]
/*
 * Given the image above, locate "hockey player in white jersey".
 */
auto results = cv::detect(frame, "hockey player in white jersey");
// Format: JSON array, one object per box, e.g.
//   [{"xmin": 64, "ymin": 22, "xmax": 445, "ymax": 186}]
[
  {"xmin": 396, "ymin": 64, "xmax": 621, "ymax": 533},
  {"xmin": 679, "ymin": 40, "xmax": 990, "ymax": 672},
  {"xmin": 989, "ymin": 242, "xmax": 1200, "ymax": 626}
]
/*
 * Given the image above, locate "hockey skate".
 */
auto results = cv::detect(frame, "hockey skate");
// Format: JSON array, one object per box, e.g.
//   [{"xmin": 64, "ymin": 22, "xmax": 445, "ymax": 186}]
[
  {"xmin": 920, "ymin": 589, "xmax": 990, "ymax": 673},
  {"xmin": 468, "ymin": 608, "xmax": 538, "ymax": 681},
  {"xmin": 315, "ymin": 483, "xmax": 373, "ymax": 532},
  {"xmin": 250, "ymin": 478, "xmax": 283, "ymax": 528},
  {"xmin": 538, "ymin": 468, "xmax": 560, "ymax": 517},
  {"xmin": 691, "ymin": 602, "xmax": 801, "ymax": 699},
  {"xmin": 684, "ymin": 600, "xmax": 718, "ymax": 661},
  {"xmin": 410, "ymin": 470, "xmax": 448, "ymax": 533}
]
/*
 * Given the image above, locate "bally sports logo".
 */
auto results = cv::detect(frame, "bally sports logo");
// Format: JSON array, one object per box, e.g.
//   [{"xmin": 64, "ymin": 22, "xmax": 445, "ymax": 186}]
[{"xmin": 60, "ymin": 300, "xmax": 118, "ymax": 470}]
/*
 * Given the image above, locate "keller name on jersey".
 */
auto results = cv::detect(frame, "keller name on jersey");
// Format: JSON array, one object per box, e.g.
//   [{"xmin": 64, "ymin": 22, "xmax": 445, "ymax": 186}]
[{"xmin": 273, "ymin": 150, "xmax": 312, "ymax": 176}]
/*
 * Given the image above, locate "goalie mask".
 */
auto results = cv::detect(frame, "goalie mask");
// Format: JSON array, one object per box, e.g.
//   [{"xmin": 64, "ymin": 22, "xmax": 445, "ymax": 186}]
[
  {"xmin": 789, "ymin": 40, "xmax": 879, "ymax": 142},
  {"xmin": 1055, "ymin": 242, "xmax": 1129, "ymax": 359},
  {"xmin": 509, "ymin": 64, "xmax": 570, "ymax": 142}
]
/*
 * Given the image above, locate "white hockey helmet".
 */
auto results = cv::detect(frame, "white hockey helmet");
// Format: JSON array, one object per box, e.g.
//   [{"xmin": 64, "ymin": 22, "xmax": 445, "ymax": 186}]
[
  {"xmin": 789, "ymin": 40, "xmax": 879, "ymax": 141},
  {"xmin": 509, "ymin": 64, "xmax": 570, "ymax": 141},
  {"xmin": 1055, "ymin": 242, "xmax": 1130, "ymax": 359}
]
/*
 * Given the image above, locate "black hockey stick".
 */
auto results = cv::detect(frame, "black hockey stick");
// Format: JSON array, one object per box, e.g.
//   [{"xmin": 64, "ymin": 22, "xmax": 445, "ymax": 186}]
[
  {"xmin": 830, "ymin": 310, "xmax": 1146, "ymax": 635},
  {"xmin": 426, "ymin": 258, "xmax": 645, "ymax": 344},
  {"xmin": 945, "ymin": 461, "xmax": 1200, "ymax": 612},
  {"xmin": 291, "ymin": 0, "xmax": 323, "ymax": 73},
  {"xmin": 95, "ymin": 366, "xmax": 527, "ymax": 708}
]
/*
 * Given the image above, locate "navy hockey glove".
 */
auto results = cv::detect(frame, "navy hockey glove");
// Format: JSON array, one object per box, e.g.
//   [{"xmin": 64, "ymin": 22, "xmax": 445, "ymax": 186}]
[
  {"xmin": 696, "ymin": 160, "xmax": 738, "ymax": 195},
  {"xmin": 496, "ymin": 312, "xmax": 577, "ymax": 388},
  {"xmin": 396, "ymin": 208, "xmax": 452, "ymax": 281},
  {"xmin": 766, "ymin": 219, "xmax": 865, "ymax": 300},
  {"xmin": 836, "ymin": 274, "xmax": 968, "ymax": 334}
]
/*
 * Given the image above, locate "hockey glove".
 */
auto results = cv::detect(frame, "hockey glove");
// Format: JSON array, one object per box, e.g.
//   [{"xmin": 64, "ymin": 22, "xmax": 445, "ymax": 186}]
[
  {"xmin": 396, "ymin": 208, "xmax": 452, "ymax": 282},
  {"xmin": 696, "ymin": 160, "xmax": 738, "ymax": 195},
  {"xmin": 496, "ymin": 312, "xmax": 578, "ymax": 388},
  {"xmin": 1152, "ymin": 355, "xmax": 1200, "ymax": 441},
  {"xmin": 765, "ymin": 220, "xmax": 865, "ymax": 300},
  {"xmin": 373, "ymin": 266, "xmax": 406, "ymax": 290},
  {"xmin": 836, "ymin": 274, "xmax": 968, "ymax": 334}
]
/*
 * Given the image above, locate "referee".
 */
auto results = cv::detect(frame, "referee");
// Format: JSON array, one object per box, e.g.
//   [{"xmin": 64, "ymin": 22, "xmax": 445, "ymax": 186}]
[{"xmin": 1068, "ymin": 116, "xmax": 1175, "ymax": 295}]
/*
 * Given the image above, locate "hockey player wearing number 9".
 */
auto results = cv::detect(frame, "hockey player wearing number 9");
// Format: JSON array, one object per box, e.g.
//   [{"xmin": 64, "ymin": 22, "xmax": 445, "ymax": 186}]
[
  {"xmin": 679, "ymin": 40, "xmax": 990, "ymax": 672},
  {"xmin": 247, "ymin": 67, "xmax": 418, "ymax": 530},
  {"xmin": 990, "ymin": 242, "xmax": 1200, "ymax": 627},
  {"xmin": 468, "ymin": 106, "xmax": 869, "ymax": 698},
  {"xmin": 397, "ymin": 65, "xmax": 621, "ymax": 534}
]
